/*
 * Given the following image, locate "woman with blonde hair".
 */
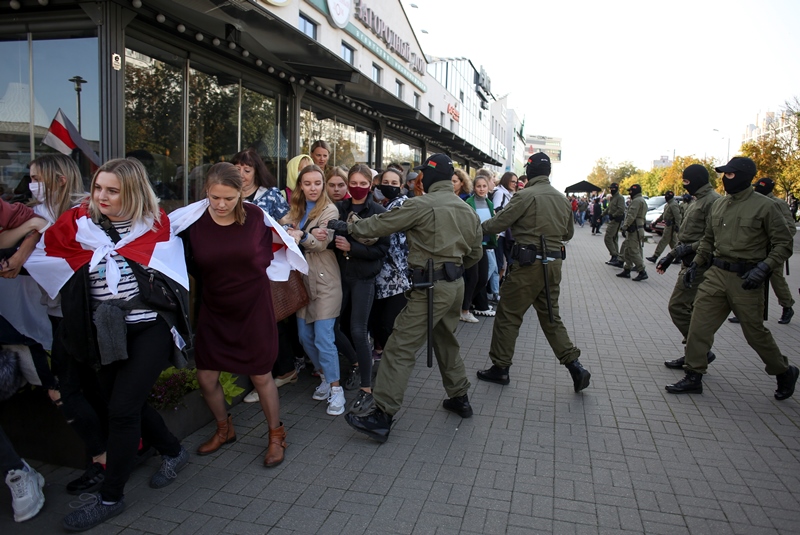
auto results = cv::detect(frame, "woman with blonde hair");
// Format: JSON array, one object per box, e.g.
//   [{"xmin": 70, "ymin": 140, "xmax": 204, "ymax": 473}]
[
  {"xmin": 325, "ymin": 166, "xmax": 351, "ymax": 202},
  {"xmin": 285, "ymin": 164, "xmax": 345, "ymax": 415},
  {"xmin": 26, "ymin": 158, "xmax": 191, "ymax": 531},
  {"xmin": 452, "ymin": 168, "xmax": 472, "ymax": 200},
  {"xmin": 28, "ymin": 153, "xmax": 86, "ymax": 222},
  {"xmin": 310, "ymin": 140, "xmax": 332, "ymax": 175}
]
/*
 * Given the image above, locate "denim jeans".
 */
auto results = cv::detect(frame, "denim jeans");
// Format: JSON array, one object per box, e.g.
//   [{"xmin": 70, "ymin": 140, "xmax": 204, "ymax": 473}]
[
  {"xmin": 297, "ymin": 317, "xmax": 340, "ymax": 383},
  {"xmin": 486, "ymin": 249, "xmax": 500, "ymax": 294}
]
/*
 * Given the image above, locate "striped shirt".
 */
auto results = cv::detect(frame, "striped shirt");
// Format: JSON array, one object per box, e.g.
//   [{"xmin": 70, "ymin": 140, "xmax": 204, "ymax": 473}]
[{"xmin": 88, "ymin": 219, "xmax": 157, "ymax": 324}]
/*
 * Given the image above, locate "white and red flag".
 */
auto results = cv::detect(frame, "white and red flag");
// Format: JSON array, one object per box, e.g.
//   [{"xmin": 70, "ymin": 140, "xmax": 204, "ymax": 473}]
[
  {"xmin": 24, "ymin": 204, "xmax": 188, "ymax": 299},
  {"xmin": 168, "ymin": 199, "xmax": 307, "ymax": 281},
  {"xmin": 41, "ymin": 108, "xmax": 101, "ymax": 167}
]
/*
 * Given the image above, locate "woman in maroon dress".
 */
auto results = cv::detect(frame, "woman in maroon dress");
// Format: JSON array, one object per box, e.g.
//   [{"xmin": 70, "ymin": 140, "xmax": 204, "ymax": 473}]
[{"xmin": 184, "ymin": 163, "xmax": 286, "ymax": 467}]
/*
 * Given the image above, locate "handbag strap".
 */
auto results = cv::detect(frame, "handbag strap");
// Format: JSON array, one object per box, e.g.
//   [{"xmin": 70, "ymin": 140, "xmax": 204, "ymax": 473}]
[{"xmin": 99, "ymin": 216, "xmax": 122, "ymax": 244}]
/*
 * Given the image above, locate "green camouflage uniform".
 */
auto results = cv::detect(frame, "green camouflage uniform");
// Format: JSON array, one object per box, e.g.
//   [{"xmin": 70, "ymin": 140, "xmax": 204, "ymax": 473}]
[
  {"xmin": 620, "ymin": 193, "xmax": 648, "ymax": 272},
  {"xmin": 653, "ymin": 198, "xmax": 683, "ymax": 257},
  {"xmin": 762, "ymin": 192, "xmax": 796, "ymax": 309},
  {"xmin": 603, "ymin": 191, "xmax": 626, "ymax": 257}
]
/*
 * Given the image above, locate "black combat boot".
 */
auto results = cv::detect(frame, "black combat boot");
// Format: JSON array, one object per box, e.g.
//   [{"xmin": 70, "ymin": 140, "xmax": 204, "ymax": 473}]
[
  {"xmin": 665, "ymin": 371, "xmax": 703, "ymax": 394},
  {"xmin": 727, "ymin": 316, "xmax": 740, "ymax": 323},
  {"xmin": 605, "ymin": 255, "xmax": 618, "ymax": 265},
  {"xmin": 616, "ymin": 269, "xmax": 631, "ymax": 278},
  {"xmin": 345, "ymin": 407, "xmax": 393, "ymax": 443},
  {"xmin": 664, "ymin": 351, "xmax": 715, "ymax": 369},
  {"xmin": 775, "ymin": 365, "xmax": 799, "ymax": 400},
  {"xmin": 632, "ymin": 270, "xmax": 649, "ymax": 282},
  {"xmin": 477, "ymin": 365, "xmax": 510, "ymax": 385},
  {"xmin": 646, "ymin": 255, "xmax": 658, "ymax": 263},
  {"xmin": 778, "ymin": 307, "xmax": 794, "ymax": 325},
  {"xmin": 564, "ymin": 360, "xmax": 591, "ymax": 392},
  {"xmin": 442, "ymin": 394, "xmax": 473, "ymax": 418}
]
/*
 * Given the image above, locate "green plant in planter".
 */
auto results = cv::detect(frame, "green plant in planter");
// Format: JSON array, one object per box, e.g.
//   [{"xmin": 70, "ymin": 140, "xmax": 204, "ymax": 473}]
[{"xmin": 150, "ymin": 367, "xmax": 245, "ymax": 411}]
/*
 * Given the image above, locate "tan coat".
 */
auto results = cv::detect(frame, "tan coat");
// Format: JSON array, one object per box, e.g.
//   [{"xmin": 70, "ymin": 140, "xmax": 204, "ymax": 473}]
[{"xmin": 295, "ymin": 203, "xmax": 342, "ymax": 323}]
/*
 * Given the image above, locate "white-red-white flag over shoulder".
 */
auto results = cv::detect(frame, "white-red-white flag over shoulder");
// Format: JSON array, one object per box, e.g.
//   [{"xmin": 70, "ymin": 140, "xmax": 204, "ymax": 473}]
[
  {"xmin": 168, "ymin": 199, "xmax": 308, "ymax": 281},
  {"xmin": 24, "ymin": 204, "xmax": 188, "ymax": 299},
  {"xmin": 42, "ymin": 108, "xmax": 101, "ymax": 167}
]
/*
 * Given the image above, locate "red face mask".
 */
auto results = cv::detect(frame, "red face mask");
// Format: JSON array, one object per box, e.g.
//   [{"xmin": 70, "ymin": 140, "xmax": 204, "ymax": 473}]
[{"xmin": 349, "ymin": 185, "xmax": 371, "ymax": 201}]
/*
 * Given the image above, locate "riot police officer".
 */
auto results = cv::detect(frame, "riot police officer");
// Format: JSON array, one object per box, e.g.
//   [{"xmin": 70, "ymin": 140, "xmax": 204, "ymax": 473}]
[
  {"xmin": 476, "ymin": 153, "xmax": 591, "ymax": 393},
  {"xmin": 647, "ymin": 190, "xmax": 682, "ymax": 262},
  {"xmin": 603, "ymin": 183, "xmax": 625, "ymax": 267},
  {"xmin": 617, "ymin": 184, "xmax": 648, "ymax": 281}
]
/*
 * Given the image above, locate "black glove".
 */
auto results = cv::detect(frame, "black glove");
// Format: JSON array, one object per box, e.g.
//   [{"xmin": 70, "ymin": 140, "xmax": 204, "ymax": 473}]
[
  {"xmin": 656, "ymin": 255, "xmax": 674, "ymax": 272},
  {"xmin": 621, "ymin": 230, "xmax": 627, "ymax": 238},
  {"xmin": 683, "ymin": 262, "xmax": 698, "ymax": 289},
  {"xmin": 671, "ymin": 243, "xmax": 694, "ymax": 261},
  {"xmin": 741, "ymin": 261, "xmax": 771, "ymax": 290},
  {"xmin": 326, "ymin": 219, "xmax": 349, "ymax": 235}
]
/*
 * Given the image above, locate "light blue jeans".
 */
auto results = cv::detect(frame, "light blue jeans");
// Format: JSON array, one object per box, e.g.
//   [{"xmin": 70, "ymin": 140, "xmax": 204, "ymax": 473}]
[
  {"xmin": 297, "ymin": 317, "xmax": 340, "ymax": 383},
  {"xmin": 486, "ymin": 248, "xmax": 500, "ymax": 294}
]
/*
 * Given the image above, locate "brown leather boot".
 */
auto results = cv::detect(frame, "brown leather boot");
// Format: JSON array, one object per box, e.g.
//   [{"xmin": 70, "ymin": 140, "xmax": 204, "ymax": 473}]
[
  {"xmin": 264, "ymin": 423, "xmax": 287, "ymax": 467},
  {"xmin": 197, "ymin": 414, "xmax": 236, "ymax": 456}
]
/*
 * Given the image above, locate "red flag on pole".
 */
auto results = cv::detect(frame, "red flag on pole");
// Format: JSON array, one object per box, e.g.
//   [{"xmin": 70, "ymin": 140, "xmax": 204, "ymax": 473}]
[{"xmin": 42, "ymin": 108, "xmax": 101, "ymax": 167}]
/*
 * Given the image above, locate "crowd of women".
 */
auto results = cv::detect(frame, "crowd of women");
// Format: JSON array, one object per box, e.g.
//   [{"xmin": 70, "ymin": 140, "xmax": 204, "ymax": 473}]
[{"xmin": 0, "ymin": 142, "xmax": 525, "ymax": 530}]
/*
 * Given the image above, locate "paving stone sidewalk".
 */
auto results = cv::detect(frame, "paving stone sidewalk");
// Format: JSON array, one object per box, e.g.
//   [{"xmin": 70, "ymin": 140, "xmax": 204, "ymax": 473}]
[{"xmin": 3, "ymin": 225, "xmax": 800, "ymax": 534}]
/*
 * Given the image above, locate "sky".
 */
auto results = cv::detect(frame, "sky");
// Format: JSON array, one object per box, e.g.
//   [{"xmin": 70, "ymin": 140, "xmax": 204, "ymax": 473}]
[{"xmin": 401, "ymin": 0, "xmax": 800, "ymax": 191}]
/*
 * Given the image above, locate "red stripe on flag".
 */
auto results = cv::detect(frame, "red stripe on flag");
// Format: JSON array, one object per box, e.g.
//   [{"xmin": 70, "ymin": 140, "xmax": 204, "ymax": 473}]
[{"xmin": 49, "ymin": 119, "xmax": 77, "ymax": 150}]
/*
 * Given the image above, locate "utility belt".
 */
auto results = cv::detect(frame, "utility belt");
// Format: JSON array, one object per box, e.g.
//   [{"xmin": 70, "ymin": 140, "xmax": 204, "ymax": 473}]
[
  {"xmin": 664, "ymin": 220, "xmax": 675, "ymax": 227},
  {"xmin": 510, "ymin": 243, "xmax": 566, "ymax": 267},
  {"xmin": 681, "ymin": 251, "xmax": 696, "ymax": 267},
  {"xmin": 613, "ymin": 215, "xmax": 624, "ymax": 223},
  {"xmin": 711, "ymin": 257, "xmax": 757, "ymax": 275},
  {"xmin": 626, "ymin": 224, "xmax": 644, "ymax": 233},
  {"xmin": 410, "ymin": 262, "xmax": 464, "ymax": 287}
]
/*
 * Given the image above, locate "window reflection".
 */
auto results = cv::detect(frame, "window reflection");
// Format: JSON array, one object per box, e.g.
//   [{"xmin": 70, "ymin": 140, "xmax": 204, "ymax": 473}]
[
  {"xmin": 383, "ymin": 136, "xmax": 421, "ymax": 170},
  {"xmin": 241, "ymin": 86, "xmax": 284, "ymax": 183},
  {"xmin": 300, "ymin": 108, "xmax": 372, "ymax": 170},
  {"xmin": 0, "ymin": 37, "xmax": 32, "ymax": 201}
]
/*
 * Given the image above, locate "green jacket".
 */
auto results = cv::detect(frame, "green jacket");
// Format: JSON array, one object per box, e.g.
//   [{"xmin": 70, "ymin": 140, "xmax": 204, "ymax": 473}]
[
  {"xmin": 678, "ymin": 183, "xmax": 720, "ymax": 248},
  {"xmin": 695, "ymin": 186, "xmax": 793, "ymax": 271},
  {"xmin": 622, "ymin": 193, "xmax": 647, "ymax": 231},
  {"xmin": 602, "ymin": 191, "xmax": 625, "ymax": 220},
  {"xmin": 465, "ymin": 194, "xmax": 497, "ymax": 248},
  {"xmin": 481, "ymin": 175, "xmax": 573, "ymax": 252},
  {"xmin": 662, "ymin": 198, "xmax": 682, "ymax": 227},
  {"xmin": 765, "ymin": 192, "xmax": 797, "ymax": 237},
  {"xmin": 347, "ymin": 180, "xmax": 483, "ymax": 271}
]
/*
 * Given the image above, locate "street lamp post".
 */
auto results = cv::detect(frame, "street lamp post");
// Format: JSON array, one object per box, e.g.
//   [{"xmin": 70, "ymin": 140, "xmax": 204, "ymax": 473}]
[
  {"xmin": 68, "ymin": 75, "xmax": 87, "ymax": 134},
  {"xmin": 712, "ymin": 128, "xmax": 730, "ymax": 162}
]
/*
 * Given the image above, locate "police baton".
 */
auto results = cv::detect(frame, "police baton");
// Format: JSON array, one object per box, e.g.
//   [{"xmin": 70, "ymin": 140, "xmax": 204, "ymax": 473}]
[
  {"xmin": 413, "ymin": 259, "xmax": 436, "ymax": 368},
  {"xmin": 540, "ymin": 235, "xmax": 555, "ymax": 324}
]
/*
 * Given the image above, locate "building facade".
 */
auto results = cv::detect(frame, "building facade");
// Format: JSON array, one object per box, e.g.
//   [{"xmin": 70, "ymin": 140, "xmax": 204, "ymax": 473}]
[{"xmin": 0, "ymin": 0, "xmax": 500, "ymax": 206}]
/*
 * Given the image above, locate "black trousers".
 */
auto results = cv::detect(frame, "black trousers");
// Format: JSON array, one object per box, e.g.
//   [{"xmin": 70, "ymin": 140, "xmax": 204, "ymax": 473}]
[
  {"xmin": 97, "ymin": 317, "xmax": 180, "ymax": 502},
  {"xmin": 335, "ymin": 274, "xmax": 376, "ymax": 388},
  {"xmin": 462, "ymin": 251, "xmax": 490, "ymax": 311},
  {"xmin": 370, "ymin": 292, "xmax": 408, "ymax": 350}
]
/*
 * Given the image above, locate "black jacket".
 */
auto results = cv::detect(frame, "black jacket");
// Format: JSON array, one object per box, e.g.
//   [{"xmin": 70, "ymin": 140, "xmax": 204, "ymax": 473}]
[{"xmin": 333, "ymin": 199, "xmax": 390, "ymax": 280}]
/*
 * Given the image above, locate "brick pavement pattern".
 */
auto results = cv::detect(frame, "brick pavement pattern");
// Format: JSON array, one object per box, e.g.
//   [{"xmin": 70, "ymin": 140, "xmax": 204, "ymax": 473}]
[{"xmin": 3, "ymin": 226, "xmax": 800, "ymax": 534}]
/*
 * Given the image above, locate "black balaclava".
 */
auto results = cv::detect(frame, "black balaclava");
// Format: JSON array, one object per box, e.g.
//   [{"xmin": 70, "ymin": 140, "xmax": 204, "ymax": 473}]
[
  {"xmin": 754, "ymin": 177, "xmax": 775, "ymax": 195},
  {"xmin": 609, "ymin": 182, "xmax": 619, "ymax": 194},
  {"xmin": 664, "ymin": 191, "xmax": 674, "ymax": 202},
  {"xmin": 716, "ymin": 157, "xmax": 757, "ymax": 195},
  {"xmin": 628, "ymin": 184, "xmax": 642, "ymax": 197},
  {"xmin": 526, "ymin": 152, "xmax": 551, "ymax": 178},
  {"xmin": 723, "ymin": 172, "xmax": 754, "ymax": 195},
  {"xmin": 682, "ymin": 164, "xmax": 709, "ymax": 196},
  {"xmin": 682, "ymin": 193, "xmax": 692, "ymax": 203}
]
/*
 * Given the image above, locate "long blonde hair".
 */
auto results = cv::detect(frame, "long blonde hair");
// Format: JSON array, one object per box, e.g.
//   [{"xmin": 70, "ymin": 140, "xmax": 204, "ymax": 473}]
[
  {"xmin": 288, "ymin": 164, "xmax": 332, "ymax": 226},
  {"xmin": 454, "ymin": 168, "xmax": 472, "ymax": 195},
  {"xmin": 88, "ymin": 158, "xmax": 160, "ymax": 227},
  {"xmin": 30, "ymin": 154, "xmax": 86, "ymax": 221},
  {"xmin": 205, "ymin": 162, "xmax": 246, "ymax": 225}
]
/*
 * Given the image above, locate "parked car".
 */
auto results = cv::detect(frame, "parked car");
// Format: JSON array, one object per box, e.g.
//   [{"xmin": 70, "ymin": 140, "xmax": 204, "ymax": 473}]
[{"xmin": 644, "ymin": 203, "xmax": 665, "ymax": 232}]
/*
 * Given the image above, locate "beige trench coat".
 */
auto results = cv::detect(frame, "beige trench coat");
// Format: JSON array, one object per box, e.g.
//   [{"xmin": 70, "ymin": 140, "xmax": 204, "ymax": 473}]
[{"xmin": 295, "ymin": 203, "xmax": 342, "ymax": 323}]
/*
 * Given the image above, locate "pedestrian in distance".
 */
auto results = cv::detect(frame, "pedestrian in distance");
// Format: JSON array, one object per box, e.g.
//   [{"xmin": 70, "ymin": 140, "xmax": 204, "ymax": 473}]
[
  {"xmin": 476, "ymin": 152, "xmax": 591, "ymax": 393},
  {"xmin": 329, "ymin": 153, "xmax": 483, "ymax": 443},
  {"xmin": 665, "ymin": 157, "xmax": 798, "ymax": 399},
  {"xmin": 617, "ymin": 184, "xmax": 648, "ymax": 281},
  {"xmin": 602, "ymin": 183, "xmax": 625, "ymax": 267}
]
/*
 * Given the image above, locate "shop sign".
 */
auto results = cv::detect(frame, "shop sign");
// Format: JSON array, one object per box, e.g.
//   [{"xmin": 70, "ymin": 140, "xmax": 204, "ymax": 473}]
[
  {"xmin": 447, "ymin": 103, "xmax": 460, "ymax": 123},
  {"xmin": 326, "ymin": 0, "xmax": 352, "ymax": 29},
  {"xmin": 355, "ymin": 0, "xmax": 425, "ymax": 76}
]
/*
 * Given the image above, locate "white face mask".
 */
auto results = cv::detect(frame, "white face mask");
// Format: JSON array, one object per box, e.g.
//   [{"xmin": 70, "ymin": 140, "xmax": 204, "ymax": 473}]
[{"xmin": 29, "ymin": 182, "xmax": 46, "ymax": 203}]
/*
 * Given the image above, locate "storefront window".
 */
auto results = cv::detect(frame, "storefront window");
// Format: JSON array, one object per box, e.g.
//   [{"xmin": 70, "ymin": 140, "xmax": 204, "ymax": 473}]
[
  {"xmin": 124, "ymin": 49, "xmax": 184, "ymax": 210},
  {"xmin": 300, "ymin": 108, "xmax": 373, "ymax": 170},
  {"xmin": 241, "ymin": 86, "xmax": 286, "ymax": 183},
  {"xmin": 383, "ymin": 136, "xmax": 421, "ymax": 170},
  {"xmin": 0, "ymin": 33, "xmax": 98, "ymax": 201}
]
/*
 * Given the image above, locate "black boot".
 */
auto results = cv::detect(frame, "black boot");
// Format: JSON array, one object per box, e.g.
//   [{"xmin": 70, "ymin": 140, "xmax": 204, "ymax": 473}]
[
  {"xmin": 665, "ymin": 371, "xmax": 703, "ymax": 394},
  {"xmin": 564, "ymin": 360, "xmax": 591, "ymax": 392},
  {"xmin": 775, "ymin": 365, "xmax": 799, "ymax": 400},
  {"xmin": 727, "ymin": 316, "xmax": 740, "ymax": 323},
  {"xmin": 778, "ymin": 307, "xmax": 794, "ymax": 325},
  {"xmin": 632, "ymin": 270, "xmax": 649, "ymax": 282},
  {"xmin": 605, "ymin": 255, "xmax": 618, "ymax": 265},
  {"xmin": 616, "ymin": 269, "xmax": 631, "ymax": 278},
  {"xmin": 477, "ymin": 365, "xmax": 510, "ymax": 385},
  {"xmin": 664, "ymin": 351, "xmax": 715, "ymax": 369},
  {"xmin": 646, "ymin": 255, "xmax": 658, "ymax": 263},
  {"xmin": 442, "ymin": 394, "xmax": 473, "ymax": 418},
  {"xmin": 345, "ymin": 407, "xmax": 393, "ymax": 443}
]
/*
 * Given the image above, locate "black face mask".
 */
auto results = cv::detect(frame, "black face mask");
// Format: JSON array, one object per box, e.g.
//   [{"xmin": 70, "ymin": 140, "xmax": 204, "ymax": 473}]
[
  {"xmin": 665, "ymin": 192, "xmax": 674, "ymax": 202},
  {"xmin": 723, "ymin": 173, "xmax": 753, "ymax": 195},
  {"xmin": 629, "ymin": 185, "xmax": 642, "ymax": 197},
  {"xmin": 610, "ymin": 187, "xmax": 618, "ymax": 195},
  {"xmin": 378, "ymin": 184, "xmax": 402, "ymax": 200}
]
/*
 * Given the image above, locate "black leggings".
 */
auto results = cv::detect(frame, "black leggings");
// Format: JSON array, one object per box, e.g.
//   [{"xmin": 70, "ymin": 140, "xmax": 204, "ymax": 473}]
[
  {"xmin": 335, "ymin": 274, "xmax": 375, "ymax": 388},
  {"xmin": 370, "ymin": 292, "xmax": 408, "ymax": 350},
  {"xmin": 97, "ymin": 318, "xmax": 181, "ymax": 502},
  {"xmin": 462, "ymin": 252, "xmax": 489, "ymax": 311}
]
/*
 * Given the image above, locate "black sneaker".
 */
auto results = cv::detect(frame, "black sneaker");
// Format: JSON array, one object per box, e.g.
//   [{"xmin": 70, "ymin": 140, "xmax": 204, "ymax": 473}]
[
  {"xmin": 565, "ymin": 360, "xmax": 591, "ymax": 392},
  {"xmin": 775, "ymin": 365, "xmax": 799, "ymax": 400},
  {"xmin": 665, "ymin": 371, "xmax": 703, "ymax": 394},
  {"xmin": 66, "ymin": 462, "xmax": 105, "ymax": 495},
  {"xmin": 344, "ymin": 365, "xmax": 360, "ymax": 391},
  {"xmin": 348, "ymin": 390, "xmax": 374, "ymax": 416},
  {"xmin": 63, "ymin": 493, "xmax": 125, "ymax": 532},
  {"xmin": 345, "ymin": 408, "xmax": 392, "ymax": 443},
  {"xmin": 476, "ymin": 365, "xmax": 510, "ymax": 385},
  {"xmin": 442, "ymin": 394, "xmax": 473, "ymax": 418},
  {"xmin": 150, "ymin": 446, "xmax": 188, "ymax": 489}
]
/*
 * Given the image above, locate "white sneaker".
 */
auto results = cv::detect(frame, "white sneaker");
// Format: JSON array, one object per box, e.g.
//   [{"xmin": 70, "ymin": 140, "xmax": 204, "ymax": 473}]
[
  {"xmin": 313, "ymin": 376, "xmax": 331, "ymax": 401},
  {"xmin": 460, "ymin": 311, "xmax": 479, "ymax": 323},
  {"xmin": 474, "ymin": 307, "xmax": 496, "ymax": 317},
  {"xmin": 243, "ymin": 390, "xmax": 260, "ymax": 403},
  {"xmin": 6, "ymin": 461, "xmax": 45, "ymax": 522},
  {"xmin": 327, "ymin": 386, "xmax": 346, "ymax": 416}
]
